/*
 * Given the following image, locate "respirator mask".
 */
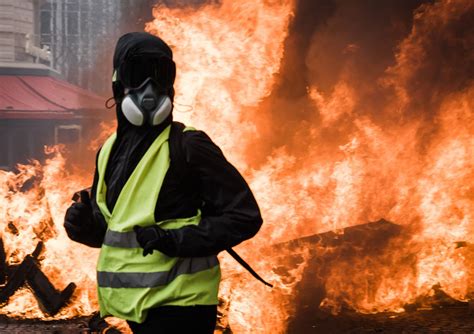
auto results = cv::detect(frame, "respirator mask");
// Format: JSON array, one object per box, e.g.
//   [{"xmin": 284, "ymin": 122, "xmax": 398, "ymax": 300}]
[{"xmin": 115, "ymin": 54, "xmax": 175, "ymax": 126}]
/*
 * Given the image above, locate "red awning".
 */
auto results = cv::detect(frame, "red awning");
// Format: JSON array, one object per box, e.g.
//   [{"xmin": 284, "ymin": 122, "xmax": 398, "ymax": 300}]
[{"xmin": 0, "ymin": 75, "xmax": 105, "ymax": 119}]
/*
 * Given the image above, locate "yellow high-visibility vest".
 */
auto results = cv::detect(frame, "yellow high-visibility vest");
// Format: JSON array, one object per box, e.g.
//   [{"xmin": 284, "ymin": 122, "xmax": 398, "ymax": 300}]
[{"xmin": 95, "ymin": 125, "xmax": 220, "ymax": 323}]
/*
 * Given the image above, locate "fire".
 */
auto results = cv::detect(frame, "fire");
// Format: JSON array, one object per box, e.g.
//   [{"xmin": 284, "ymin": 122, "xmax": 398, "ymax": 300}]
[
  {"xmin": 145, "ymin": 0, "xmax": 294, "ymax": 168},
  {"xmin": 147, "ymin": 0, "xmax": 474, "ymax": 331},
  {"xmin": 146, "ymin": 1, "xmax": 295, "ymax": 332},
  {"xmin": 0, "ymin": 0, "xmax": 472, "ymax": 333},
  {"xmin": 0, "ymin": 146, "xmax": 98, "ymax": 319}
]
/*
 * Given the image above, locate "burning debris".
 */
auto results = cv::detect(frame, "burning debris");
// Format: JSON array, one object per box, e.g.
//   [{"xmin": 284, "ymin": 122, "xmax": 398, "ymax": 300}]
[
  {"xmin": 0, "ymin": 240, "xmax": 76, "ymax": 316},
  {"xmin": 217, "ymin": 220, "xmax": 403, "ymax": 332},
  {"xmin": 0, "ymin": 150, "xmax": 98, "ymax": 320},
  {"xmin": 273, "ymin": 219, "xmax": 402, "ymax": 253}
]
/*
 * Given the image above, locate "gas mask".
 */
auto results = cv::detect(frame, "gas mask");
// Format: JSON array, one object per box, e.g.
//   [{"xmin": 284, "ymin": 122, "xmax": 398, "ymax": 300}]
[
  {"xmin": 121, "ymin": 78, "xmax": 172, "ymax": 126},
  {"xmin": 114, "ymin": 53, "xmax": 175, "ymax": 126}
]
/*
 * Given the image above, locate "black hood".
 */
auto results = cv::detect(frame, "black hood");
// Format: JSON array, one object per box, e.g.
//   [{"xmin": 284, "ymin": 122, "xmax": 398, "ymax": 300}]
[
  {"xmin": 113, "ymin": 32, "xmax": 174, "ymax": 70},
  {"xmin": 112, "ymin": 32, "xmax": 176, "ymax": 133},
  {"xmin": 103, "ymin": 33, "xmax": 176, "ymax": 211}
]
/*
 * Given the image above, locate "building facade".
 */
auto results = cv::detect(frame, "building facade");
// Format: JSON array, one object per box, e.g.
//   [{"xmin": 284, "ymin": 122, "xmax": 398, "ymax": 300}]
[
  {"xmin": 37, "ymin": 0, "xmax": 157, "ymax": 93},
  {"xmin": 0, "ymin": 0, "xmax": 106, "ymax": 170}
]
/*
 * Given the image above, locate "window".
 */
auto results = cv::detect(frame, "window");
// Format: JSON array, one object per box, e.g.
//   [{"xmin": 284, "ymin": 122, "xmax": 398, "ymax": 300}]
[
  {"xmin": 67, "ymin": 11, "xmax": 79, "ymax": 35},
  {"xmin": 0, "ymin": 125, "xmax": 11, "ymax": 170},
  {"xmin": 40, "ymin": 2, "xmax": 54, "ymax": 46},
  {"xmin": 55, "ymin": 125, "xmax": 81, "ymax": 145}
]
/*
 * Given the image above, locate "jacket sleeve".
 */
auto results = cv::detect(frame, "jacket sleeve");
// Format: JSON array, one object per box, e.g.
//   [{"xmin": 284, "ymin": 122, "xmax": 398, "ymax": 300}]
[
  {"xmin": 66, "ymin": 151, "xmax": 107, "ymax": 248},
  {"xmin": 167, "ymin": 130, "xmax": 263, "ymax": 257},
  {"xmin": 87, "ymin": 162, "xmax": 108, "ymax": 248}
]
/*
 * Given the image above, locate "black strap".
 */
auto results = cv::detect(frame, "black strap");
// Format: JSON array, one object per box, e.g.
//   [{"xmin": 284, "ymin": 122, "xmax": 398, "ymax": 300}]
[
  {"xmin": 169, "ymin": 121, "xmax": 187, "ymax": 178},
  {"xmin": 226, "ymin": 248, "xmax": 273, "ymax": 287},
  {"xmin": 169, "ymin": 122, "xmax": 273, "ymax": 288}
]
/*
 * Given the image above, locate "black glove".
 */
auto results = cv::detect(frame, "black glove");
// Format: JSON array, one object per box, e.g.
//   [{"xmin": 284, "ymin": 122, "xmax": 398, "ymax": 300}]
[
  {"xmin": 64, "ymin": 190, "xmax": 95, "ymax": 242},
  {"xmin": 134, "ymin": 225, "xmax": 176, "ymax": 256}
]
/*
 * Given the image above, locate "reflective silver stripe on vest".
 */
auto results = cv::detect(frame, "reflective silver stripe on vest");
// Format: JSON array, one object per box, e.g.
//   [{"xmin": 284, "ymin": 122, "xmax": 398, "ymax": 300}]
[
  {"xmin": 97, "ymin": 256, "xmax": 219, "ymax": 288},
  {"xmin": 103, "ymin": 229, "xmax": 140, "ymax": 248}
]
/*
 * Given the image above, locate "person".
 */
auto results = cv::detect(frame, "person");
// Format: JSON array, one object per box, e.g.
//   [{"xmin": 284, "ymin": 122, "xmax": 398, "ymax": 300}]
[{"xmin": 63, "ymin": 32, "xmax": 263, "ymax": 334}]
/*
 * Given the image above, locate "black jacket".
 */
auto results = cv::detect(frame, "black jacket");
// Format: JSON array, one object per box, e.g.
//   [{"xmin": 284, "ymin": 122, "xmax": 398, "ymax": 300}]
[{"xmin": 85, "ymin": 124, "xmax": 263, "ymax": 257}]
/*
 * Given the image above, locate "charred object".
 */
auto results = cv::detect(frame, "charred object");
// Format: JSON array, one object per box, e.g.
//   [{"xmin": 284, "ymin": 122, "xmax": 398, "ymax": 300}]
[{"xmin": 0, "ymin": 239, "xmax": 76, "ymax": 316}]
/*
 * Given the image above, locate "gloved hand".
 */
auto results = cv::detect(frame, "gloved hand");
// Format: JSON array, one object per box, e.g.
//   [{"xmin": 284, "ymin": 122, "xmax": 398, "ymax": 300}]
[
  {"xmin": 134, "ymin": 225, "xmax": 173, "ymax": 256},
  {"xmin": 64, "ymin": 190, "xmax": 95, "ymax": 242}
]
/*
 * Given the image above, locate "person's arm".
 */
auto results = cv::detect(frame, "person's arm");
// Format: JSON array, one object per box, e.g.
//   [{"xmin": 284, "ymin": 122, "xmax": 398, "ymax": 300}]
[
  {"xmin": 64, "ymin": 152, "xmax": 107, "ymax": 248},
  {"xmin": 167, "ymin": 130, "xmax": 262, "ymax": 257}
]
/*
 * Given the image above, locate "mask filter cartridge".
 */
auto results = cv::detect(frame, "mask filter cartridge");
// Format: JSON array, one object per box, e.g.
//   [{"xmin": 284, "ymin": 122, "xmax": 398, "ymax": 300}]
[{"xmin": 121, "ymin": 78, "xmax": 172, "ymax": 126}]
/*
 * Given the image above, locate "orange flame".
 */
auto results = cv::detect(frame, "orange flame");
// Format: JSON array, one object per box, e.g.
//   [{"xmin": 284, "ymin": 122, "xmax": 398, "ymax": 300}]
[
  {"xmin": 0, "ymin": 146, "xmax": 98, "ymax": 319},
  {"xmin": 147, "ymin": 0, "xmax": 474, "ymax": 331},
  {"xmin": 0, "ymin": 1, "xmax": 472, "ymax": 334},
  {"xmin": 146, "ymin": 0, "xmax": 294, "ymax": 168}
]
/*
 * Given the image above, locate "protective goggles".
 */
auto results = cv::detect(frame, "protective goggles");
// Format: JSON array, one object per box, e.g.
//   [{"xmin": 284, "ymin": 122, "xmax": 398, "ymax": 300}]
[{"xmin": 115, "ymin": 54, "xmax": 175, "ymax": 90}]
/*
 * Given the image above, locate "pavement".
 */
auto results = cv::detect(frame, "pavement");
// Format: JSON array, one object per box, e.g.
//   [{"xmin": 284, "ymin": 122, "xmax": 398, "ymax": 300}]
[
  {"xmin": 288, "ymin": 306, "xmax": 474, "ymax": 333},
  {"xmin": 0, "ymin": 306, "xmax": 473, "ymax": 333}
]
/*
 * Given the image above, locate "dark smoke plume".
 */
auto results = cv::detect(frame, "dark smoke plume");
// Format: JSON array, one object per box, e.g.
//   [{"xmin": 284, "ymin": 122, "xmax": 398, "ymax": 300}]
[{"xmin": 248, "ymin": 0, "xmax": 473, "ymax": 165}]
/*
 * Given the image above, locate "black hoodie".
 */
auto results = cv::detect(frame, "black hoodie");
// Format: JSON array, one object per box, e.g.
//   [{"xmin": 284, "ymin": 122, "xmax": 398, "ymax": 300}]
[{"xmin": 85, "ymin": 32, "xmax": 262, "ymax": 257}]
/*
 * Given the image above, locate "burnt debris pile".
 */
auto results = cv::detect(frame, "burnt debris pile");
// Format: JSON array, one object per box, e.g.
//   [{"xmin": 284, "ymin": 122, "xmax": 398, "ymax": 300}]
[{"xmin": 0, "ymin": 239, "xmax": 76, "ymax": 316}]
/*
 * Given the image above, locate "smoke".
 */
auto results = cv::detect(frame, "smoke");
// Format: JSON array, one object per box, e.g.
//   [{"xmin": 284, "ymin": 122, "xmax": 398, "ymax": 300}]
[
  {"xmin": 252, "ymin": 0, "xmax": 473, "ymax": 161},
  {"xmin": 387, "ymin": 0, "xmax": 474, "ymax": 112},
  {"xmin": 249, "ymin": 0, "xmax": 426, "ymax": 162},
  {"xmin": 385, "ymin": 0, "xmax": 474, "ymax": 150}
]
